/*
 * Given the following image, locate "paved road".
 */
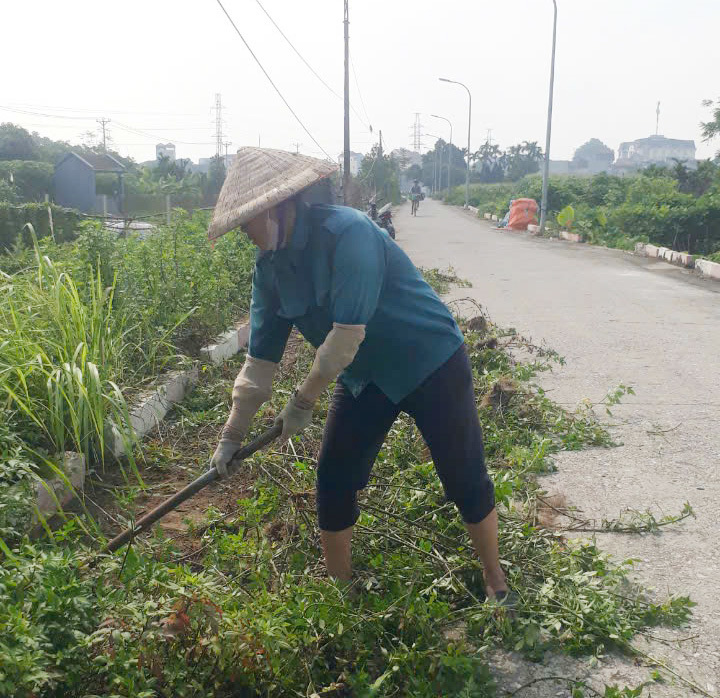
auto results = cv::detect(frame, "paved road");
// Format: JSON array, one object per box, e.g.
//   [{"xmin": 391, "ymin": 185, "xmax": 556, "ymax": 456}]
[{"xmin": 398, "ymin": 199, "xmax": 720, "ymax": 696}]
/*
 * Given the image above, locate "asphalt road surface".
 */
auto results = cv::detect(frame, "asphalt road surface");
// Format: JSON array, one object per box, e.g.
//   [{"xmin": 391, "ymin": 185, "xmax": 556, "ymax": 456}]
[{"xmin": 398, "ymin": 198, "xmax": 720, "ymax": 697}]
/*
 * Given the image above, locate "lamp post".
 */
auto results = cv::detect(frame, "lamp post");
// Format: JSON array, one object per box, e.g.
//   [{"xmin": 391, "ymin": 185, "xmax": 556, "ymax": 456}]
[
  {"xmin": 431, "ymin": 114, "xmax": 453, "ymax": 198},
  {"xmin": 426, "ymin": 134, "xmax": 443, "ymax": 194},
  {"xmin": 439, "ymin": 78, "xmax": 471, "ymax": 208},
  {"xmin": 539, "ymin": 0, "xmax": 558, "ymax": 234}
]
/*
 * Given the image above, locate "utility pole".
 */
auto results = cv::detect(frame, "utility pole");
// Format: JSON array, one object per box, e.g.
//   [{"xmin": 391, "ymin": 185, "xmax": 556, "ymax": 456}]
[
  {"xmin": 214, "ymin": 93, "xmax": 223, "ymax": 159},
  {"xmin": 539, "ymin": 0, "xmax": 558, "ymax": 234},
  {"xmin": 96, "ymin": 117, "xmax": 111, "ymax": 152},
  {"xmin": 291, "ymin": 142, "xmax": 301, "ymax": 154},
  {"xmin": 343, "ymin": 0, "xmax": 351, "ymax": 203},
  {"xmin": 224, "ymin": 141, "xmax": 232, "ymax": 169},
  {"xmin": 656, "ymin": 101, "xmax": 661, "ymax": 136},
  {"xmin": 378, "ymin": 130, "xmax": 383, "ymax": 157}
]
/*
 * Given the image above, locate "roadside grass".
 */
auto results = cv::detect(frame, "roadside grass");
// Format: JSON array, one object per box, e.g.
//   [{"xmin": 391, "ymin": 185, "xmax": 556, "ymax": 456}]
[
  {"xmin": 0, "ymin": 213, "xmax": 255, "ymax": 541},
  {"xmin": 0, "ymin": 283, "xmax": 695, "ymax": 697}
]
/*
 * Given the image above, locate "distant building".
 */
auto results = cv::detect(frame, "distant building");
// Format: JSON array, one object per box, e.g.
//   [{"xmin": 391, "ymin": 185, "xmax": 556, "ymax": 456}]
[
  {"xmin": 549, "ymin": 160, "xmax": 571, "ymax": 175},
  {"xmin": 156, "ymin": 143, "xmax": 176, "ymax": 161},
  {"xmin": 337, "ymin": 151, "xmax": 364, "ymax": 176},
  {"xmin": 615, "ymin": 135, "xmax": 696, "ymax": 172},
  {"xmin": 54, "ymin": 152, "xmax": 125, "ymax": 214}
]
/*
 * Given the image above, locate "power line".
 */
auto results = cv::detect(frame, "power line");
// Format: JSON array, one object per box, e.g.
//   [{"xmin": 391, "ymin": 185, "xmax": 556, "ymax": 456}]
[
  {"xmin": 1, "ymin": 105, "xmax": 216, "ymax": 146},
  {"xmin": 113, "ymin": 121, "xmax": 215, "ymax": 146},
  {"xmin": 3, "ymin": 102, "xmax": 204, "ymax": 117},
  {"xmin": 255, "ymin": 0, "xmax": 340, "ymax": 100},
  {"xmin": 254, "ymin": 0, "xmax": 370, "ymax": 131},
  {"xmin": 0, "ymin": 105, "xmax": 95, "ymax": 120},
  {"xmin": 214, "ymin": 0, "xmax": 331, "ymax": 160},
  {"xmin": 350, "ymin": 52, "xmax": 372, "ymax": 128}
]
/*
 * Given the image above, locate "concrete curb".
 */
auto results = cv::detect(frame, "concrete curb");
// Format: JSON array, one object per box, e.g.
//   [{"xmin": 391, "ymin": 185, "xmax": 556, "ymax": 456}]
[
  {"xmin": 696, "ymin": 258, "xmax": 720, "ymax": 280},
  {"xmin": 483, "ymin": 212, "xmax": 492, "ymax": 220},
  {"xmin": 108, "ymin": 319, "xmax": 251, "ymax": 456},
  {"xmin": 633, "ymin": 242, "xmax": 716, "ymax": 277},
  {"xmin": 34, "ymin": 452, "xmax": 86, "ymax": 524},
  {"xmin": 109, "ymin": 366, "xmax": 199, "ymax": 457},
  {"xmin": 200, "ymin": 322, "xmax": 250, "ymax": 365},
  {"xmin": 559, "ymin": 230, "xmax": 582, "ymax": 243}
]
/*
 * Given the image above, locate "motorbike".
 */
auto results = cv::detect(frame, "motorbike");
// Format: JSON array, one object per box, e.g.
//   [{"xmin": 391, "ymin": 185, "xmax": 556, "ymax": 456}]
[
  {"xmin": 367, "ymin": 198, "xmax": 395, "ymax": 239},
  {"xmin": 377, "ymin": 202, "xmax": 395, "ymax": 239}
]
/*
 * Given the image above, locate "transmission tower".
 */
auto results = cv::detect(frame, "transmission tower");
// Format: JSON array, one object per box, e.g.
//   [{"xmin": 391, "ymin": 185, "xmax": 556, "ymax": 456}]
[
  {"xmin": 410, "ymin": 113, "xmax": 424, "ymax": 152},
  {"xmin": 214, "ymin": 93, "xmax": 223, "ymax": 159}
]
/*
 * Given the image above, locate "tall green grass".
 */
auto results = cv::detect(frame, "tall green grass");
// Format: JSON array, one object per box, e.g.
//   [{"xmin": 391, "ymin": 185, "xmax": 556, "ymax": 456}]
[{"xmin": 0, "ymin": 228, "xmax": 140, "ymax": 467}]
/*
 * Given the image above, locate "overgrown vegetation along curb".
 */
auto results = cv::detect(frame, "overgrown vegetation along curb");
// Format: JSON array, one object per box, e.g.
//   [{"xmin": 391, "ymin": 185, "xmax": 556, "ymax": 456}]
[
  {"xmin": 0, "ymin": 211, "xmax": 256, "ymax": 538},
  {"xmin": 448, "ymin": 164, "xmax": 720, "ymax": 259},
  {"xmin": 0, "ymin": 272, "xmax": 696, "ymax": 698}
]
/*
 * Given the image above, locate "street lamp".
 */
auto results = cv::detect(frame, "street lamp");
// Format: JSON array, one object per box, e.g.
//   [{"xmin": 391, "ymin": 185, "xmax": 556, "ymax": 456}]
[
  {"xmin": 539, "ymin": 0, "xmax": 558, "ymax": 234},
  {"xmin": 439, "ymin": 77, "xmax": 472, "ymax": 208},
  {"xmin": 430, "ymin": 114, "xmax": 453, "ymax": 198},
  {"xmin": 426, "ymin": 133, "xmax": 444, "ymax": 194}
]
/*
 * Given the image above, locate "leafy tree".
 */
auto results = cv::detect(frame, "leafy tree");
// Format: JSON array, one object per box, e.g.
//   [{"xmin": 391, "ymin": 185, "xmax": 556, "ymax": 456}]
[
  {"xmin": 356, "ymin": 144, "xmax": 401, "ymax": 205},
  {"xmin": 473, "ymin": 142, "xmax": 504, "ymax": 183},
  {"xmin": 572, "ymin": 138, "xmax": 614, "ymax": 171},
  {"xmin": 0, "ymin": 161, "xmax": 53, "ymax": 201},
  {"xmin": 0, "ymin": 178, "xmax": 18, "ymax": 203},
  {"xmin": 505, "ymin": 141, "xmax": 543, "ymax": 181},
  {"xmin": 205, "ymin": 155, "xmax": 227, "ymax": 206},
  {"xmin": 701, "ymin": 98, "xmax": 720, "ymax": 156},
  {"xmin": 0, "ymin": 123, "xmax": 38, "ymax": 161}
]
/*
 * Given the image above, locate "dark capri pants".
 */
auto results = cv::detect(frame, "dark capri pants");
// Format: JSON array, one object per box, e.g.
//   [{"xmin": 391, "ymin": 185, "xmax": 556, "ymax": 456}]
[{"xmin": 315, "ymin": 345, "xmax": 496, "ymax": 531}]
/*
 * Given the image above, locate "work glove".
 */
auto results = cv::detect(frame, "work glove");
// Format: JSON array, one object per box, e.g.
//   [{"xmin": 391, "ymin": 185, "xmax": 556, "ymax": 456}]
[
  {"xmin": 210, "ymin": 425, "xmax": 245, "ymax": 479},
  {"xmin": 276, "ymin": 392, "xmax": 314, "ymax": 440},
  {"xmin": 210, "ymin": 355, "xmax": 277, "ymax": 478}
]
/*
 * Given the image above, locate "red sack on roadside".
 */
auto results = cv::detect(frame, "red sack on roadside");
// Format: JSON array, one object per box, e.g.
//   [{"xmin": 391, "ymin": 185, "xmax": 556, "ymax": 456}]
[{"xmin": 507, "ymin": 198, "xmax": 538, "ymax": 230}]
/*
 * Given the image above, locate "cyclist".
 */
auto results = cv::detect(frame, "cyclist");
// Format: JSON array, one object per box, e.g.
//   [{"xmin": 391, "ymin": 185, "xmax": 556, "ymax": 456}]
[{"xmin": 410, "ymin": 180, "xmax": 422, "ymax": 215}]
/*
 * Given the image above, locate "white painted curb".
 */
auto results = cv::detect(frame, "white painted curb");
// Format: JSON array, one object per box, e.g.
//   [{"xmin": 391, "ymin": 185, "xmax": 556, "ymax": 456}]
[
  {"xmin": 108, "ymin": 319, "xmax": 250, "ymax": 457},
  {"xmin": 34, "ymin": 452, "xmax": 85, "ymax": 524},
  {"xmin": 559, "ymin": 230, "xmax": 582, "ymax": 243},
  {"xmin": 201, "ymin": 322, "xmax": 250, "ymax": 365},
  {"xmin": 109, "ymin": 366, "xmax": 199, "ymax": 457},
  {"xmin": 634, "ymin": 242, "xmax": 702, "ymax": 272},
  {"xmin": 483, "ymin": 213, "xmax": 492, "ymax": 220},
  {"xmin": 696, "ymin": 258, "xmax": 720, "ymax": 280}
]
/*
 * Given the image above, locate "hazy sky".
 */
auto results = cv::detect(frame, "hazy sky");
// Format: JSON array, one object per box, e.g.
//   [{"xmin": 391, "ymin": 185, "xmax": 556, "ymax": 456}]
[{"xmin": 3, "ymin": 0, "xmax": 719, "ymax": 164}]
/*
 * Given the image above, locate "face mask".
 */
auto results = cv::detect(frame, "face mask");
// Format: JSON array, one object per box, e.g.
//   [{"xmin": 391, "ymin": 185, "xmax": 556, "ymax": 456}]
[{"xmin": 247, "ymin": 210, "xmax": 281, "ymax": 251}]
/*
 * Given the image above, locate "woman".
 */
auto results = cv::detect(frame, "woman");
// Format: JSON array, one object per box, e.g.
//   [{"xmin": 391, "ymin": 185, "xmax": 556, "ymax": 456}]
[{"xmin": 209, "ymin": 147, "xmax": 510, "ymax": 602}]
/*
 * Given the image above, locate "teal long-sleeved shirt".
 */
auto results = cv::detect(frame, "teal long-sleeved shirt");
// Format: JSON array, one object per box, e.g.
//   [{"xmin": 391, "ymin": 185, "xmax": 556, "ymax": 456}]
[{"xmin": 248, "ymin": 203, "xmax": 464, "ymax": 404}]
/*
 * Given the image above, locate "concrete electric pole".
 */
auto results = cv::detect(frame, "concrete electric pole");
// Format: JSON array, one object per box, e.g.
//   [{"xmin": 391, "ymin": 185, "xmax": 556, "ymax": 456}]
[
  {"xmin": 343, "ymin": 0, "xmax": 351, "ymax": 203},
  {"xmin": 96, "ymin": 117, "xmax": 111, "ymax": 152}
]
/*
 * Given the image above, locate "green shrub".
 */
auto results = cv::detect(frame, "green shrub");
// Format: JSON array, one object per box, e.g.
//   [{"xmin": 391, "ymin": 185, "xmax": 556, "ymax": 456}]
[
  {"xmin": 0, "ymin": 202, "xmax": 82, "ymax": 252},
  {"xmin": 445, "ymin": 167, "xmax": 720, "ymax": 255},
  {"xmin": 0, "ymin": 161, "xmax": 53, "ymax": 202}
]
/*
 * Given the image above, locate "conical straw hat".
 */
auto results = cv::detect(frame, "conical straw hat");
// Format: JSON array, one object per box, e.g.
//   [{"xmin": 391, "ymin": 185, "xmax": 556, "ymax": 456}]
[{"xmin": 208, "ymin": 147, "xmax": 338, "ymax": 241}]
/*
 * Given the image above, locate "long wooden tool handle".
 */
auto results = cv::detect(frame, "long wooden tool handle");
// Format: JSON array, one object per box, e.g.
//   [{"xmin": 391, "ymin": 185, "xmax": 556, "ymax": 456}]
[{"xmin": 102, "ymin": 423, "xmax": 282, "ymax": 555}]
